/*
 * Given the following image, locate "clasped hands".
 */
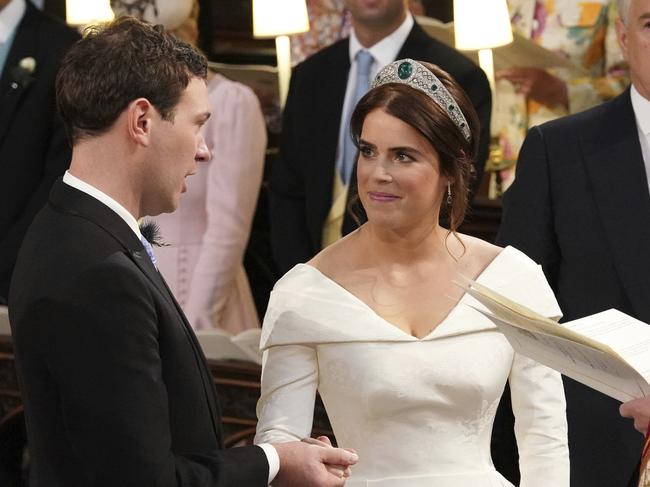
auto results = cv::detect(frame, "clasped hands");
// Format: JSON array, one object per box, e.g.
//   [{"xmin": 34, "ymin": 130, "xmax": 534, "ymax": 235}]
[
  {"xmin": 272, "ymin": 435, "xmax": 358, "ymax": 486},
  {"xmin": 496, "ymin": 67, "xmax": 569, "ymax": 109}
]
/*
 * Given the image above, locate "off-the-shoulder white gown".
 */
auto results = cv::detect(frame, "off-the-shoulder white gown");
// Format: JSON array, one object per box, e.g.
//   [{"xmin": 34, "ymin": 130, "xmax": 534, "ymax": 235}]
[{"xmin": 255, "ymin": 246, "xmax": 569, "ymax": 486}]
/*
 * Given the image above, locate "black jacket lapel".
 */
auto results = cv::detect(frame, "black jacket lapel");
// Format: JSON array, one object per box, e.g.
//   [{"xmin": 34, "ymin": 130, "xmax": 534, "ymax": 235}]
[
  {"xmin": 49, "ymin": 179, "xmax": 223, "ymax": 441},
  {"xmin": 308, "ymin": 40, "xmax": 350, "ymax": 241},
  {"xmin": 126, "ymin": 226, "xmax": 222, "ymax": 443},
  {"xmin": 0, "ymin": 3, "xmax": 38, "ymax": 145},
  {"xmin": 582, "ymin": 90, "xmax": 650, "ymax": 322},
  {"xmin": 156, "ymin": 274, "xmax": 223, "ymax": 445},
  {"xmin": 49, "ymin": 180, "xmax": 173, "ymax": 305},
  {"xmin": 397, "ymin": 21, "xmax": 430, "ymax": 59}
]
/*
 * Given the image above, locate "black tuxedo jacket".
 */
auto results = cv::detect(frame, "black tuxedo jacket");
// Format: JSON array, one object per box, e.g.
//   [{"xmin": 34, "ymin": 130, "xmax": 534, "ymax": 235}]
[
  {"xmin": 0, "ymin": 2, "xmax": 79, "ymax": 302},
  {"xmin": 270, "ymin": 21, "xmax": 491, "ymax": 275},
  {"xmin": 497, "ymin": 89, "xmax": 648, "ymax": 487},
  {"xmin": 9, "ymin": 180, "xmax": 269, "ymax": 487}
]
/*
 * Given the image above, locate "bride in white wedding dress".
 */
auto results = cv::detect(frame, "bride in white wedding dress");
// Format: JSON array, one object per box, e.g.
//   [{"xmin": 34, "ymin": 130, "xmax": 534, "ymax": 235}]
[{"xmin": 255, "ymin": 59, "xmax": 569, "ymax": 486}]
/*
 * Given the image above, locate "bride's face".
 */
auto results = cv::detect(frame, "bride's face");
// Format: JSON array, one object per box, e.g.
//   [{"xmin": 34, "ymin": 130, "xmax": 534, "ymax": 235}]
[{"xmin": 356, "ymin": 108, "xmax": 447, "ymax": 231}]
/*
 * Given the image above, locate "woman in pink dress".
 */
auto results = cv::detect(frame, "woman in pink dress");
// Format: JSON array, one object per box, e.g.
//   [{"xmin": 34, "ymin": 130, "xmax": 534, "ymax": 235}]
[
  {"xmin": 113, "ymin": 0, "xmax": 267, "ymax": 333},
  {"xmin": 154, "ymin": 71, "xmax": 266, "ymax": 333}
]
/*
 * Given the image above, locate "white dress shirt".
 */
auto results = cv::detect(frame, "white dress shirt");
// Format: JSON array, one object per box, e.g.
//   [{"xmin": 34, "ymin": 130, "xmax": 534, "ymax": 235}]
[
  {"xmin": 0, "ymin": 0, "xmax": 25, "ymax": 44},
  {"xmin": 63, "ymin": 171, "xmax": 143, "ymax": 239},
  {"xmin": 334, "ymin": 13, "xmax": 415, "ymax": 175},
  {"xmin": 62, "ymin": 171, "xmax": 280, "ymax": 483},
  {"xmin": 630, "ymin": 85, "xmax": 650, "ymax": 192}
]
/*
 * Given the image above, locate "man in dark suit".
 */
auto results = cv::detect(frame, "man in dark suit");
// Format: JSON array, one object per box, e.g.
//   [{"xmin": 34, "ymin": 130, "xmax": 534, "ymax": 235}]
[
  {"xmin": 9, "ymin": 17, "xmax": 357, "ymax": 487},
  {"xmin": 0, "ymin": 0, "xmax": 79, "ymax": 303},
  {"xmin": 497, "ymin": 0, "xmax": 650, "ymax": 485},
  {"xmin": 269, "ymin": 0, "xmax": 491, "ymax": 275}
]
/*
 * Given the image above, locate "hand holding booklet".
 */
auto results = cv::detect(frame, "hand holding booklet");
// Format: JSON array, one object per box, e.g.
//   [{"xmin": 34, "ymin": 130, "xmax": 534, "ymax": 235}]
[{"xmin": 459, "ymin": 278, "xmax": 650, "ymax": 402}]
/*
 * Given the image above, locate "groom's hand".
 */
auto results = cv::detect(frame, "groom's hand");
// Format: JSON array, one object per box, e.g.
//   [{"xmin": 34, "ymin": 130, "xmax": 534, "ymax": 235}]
[{"xmin": 272, "ymin": 441, "xmax": 358, "ymax": 486}]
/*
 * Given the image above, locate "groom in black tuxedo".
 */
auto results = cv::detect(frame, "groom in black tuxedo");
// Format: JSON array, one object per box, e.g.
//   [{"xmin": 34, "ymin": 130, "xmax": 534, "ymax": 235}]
[
  {"xmin": 497, "ymin": 0, "xmax": 650, "ymax": 485},
  {"xmin": 9, "ymin": 17, "xmax": 357, "ymax": 487}
]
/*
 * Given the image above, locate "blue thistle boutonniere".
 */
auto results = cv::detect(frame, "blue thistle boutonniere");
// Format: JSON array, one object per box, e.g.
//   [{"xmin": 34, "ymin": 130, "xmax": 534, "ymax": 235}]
[{"xmin": 9, "ymin": 56, "xmax": 36, "ymax": 90}]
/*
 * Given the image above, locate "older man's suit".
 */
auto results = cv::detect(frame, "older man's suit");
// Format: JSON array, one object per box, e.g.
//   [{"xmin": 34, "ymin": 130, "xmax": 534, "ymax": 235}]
[
  {"xmin": 0, "ymin": 2, "xmax": 79, "ymax": 302},
  {"xmin": 9, "ymin": 180, "xmax": 269, "ymax": 487},
  {"xmin": 270, "ymin": 21, "xmax": 491, "ymax": 275},
  {"xmin": 497, "ymin": 89, "xmax": 647, "ymax": 487}
]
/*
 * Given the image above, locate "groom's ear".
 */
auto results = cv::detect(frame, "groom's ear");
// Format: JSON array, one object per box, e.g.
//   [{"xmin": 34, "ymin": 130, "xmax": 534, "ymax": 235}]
[{"xmin": 126, "ymin": 98, "xmax": 155, "ymax": 147}]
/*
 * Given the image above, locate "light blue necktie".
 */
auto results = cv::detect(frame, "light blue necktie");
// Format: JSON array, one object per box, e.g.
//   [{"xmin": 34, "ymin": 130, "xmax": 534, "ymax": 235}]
[
  {"xmin": 340, "ymin": 50, "xmax": 374, "ymax": 185},
  {"xmin": 140, "ymin": 236, "xmax": 157, "ymax": 268},
  {"xmin": 0, "ymin": 28, "xmax": 18, "ymax": 76}
]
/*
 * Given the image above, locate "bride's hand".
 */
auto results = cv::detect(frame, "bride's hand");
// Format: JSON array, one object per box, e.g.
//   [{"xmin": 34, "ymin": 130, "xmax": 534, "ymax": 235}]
[
  {"xmin": 302, "ymin": 436, "xmax": 356, "ymax": 479},
  {"xmin": 303, "ymin": 436, "xmax": 333, "ymax": 447},
  {"xmin": 272, "ymin": 441, "xmax": 357, "ymax": 486}
]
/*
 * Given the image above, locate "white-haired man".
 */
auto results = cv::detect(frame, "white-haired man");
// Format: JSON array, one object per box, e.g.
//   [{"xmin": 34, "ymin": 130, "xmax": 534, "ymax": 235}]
[{"xmin": 498, "ymin": 0, "xmax": 650, "ymax": 485}]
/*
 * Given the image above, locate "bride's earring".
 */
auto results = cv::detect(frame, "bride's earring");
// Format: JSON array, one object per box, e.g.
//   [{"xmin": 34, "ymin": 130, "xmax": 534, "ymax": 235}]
[{"xmin": 446, "ymin": 182, "xmax": 452, "ymax": 206}]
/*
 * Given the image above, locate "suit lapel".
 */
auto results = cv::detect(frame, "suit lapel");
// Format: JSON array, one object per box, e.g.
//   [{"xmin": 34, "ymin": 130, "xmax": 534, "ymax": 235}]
[
  {"xmin": 127, "ymin": 246, "xmax": 178, "ymax": 309},
  {"xmin": 0, "ymin": 3, "xmax": 38, "ymax": 146},
  {"xmin": 396, "ymin": 22, "xmax": 428, "ymax": 60},
  {"xmin": 50, "ymin": 180, "xmax": 224, "ymax": 441},
  {"xmin": 49, "ymin": 180, "xmax": 176, "ymax": 305},
  {"xmin": 310, "ymin": 41, "xmax": 350, "ymax": 231},
  {"xmin": 129, "ymin": 249, "xmax": 222, "ymax": 443},
  {"xmin": 156, "ymin": 272, "xmax": 223, "ymax": 445},
  {"xmin": 582, "ymin": 91, "xmax": 650, "ymax": 321}
]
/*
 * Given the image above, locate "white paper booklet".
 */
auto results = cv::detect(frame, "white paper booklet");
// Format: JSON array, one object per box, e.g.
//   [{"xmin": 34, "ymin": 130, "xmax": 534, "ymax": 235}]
[
  {"xmin": 195, "ymin": 327, "xmax": 262, "ymax": 365},
  {"xmin": 459, "ymin": 278, "xmax": 650, "ymax": 402}
]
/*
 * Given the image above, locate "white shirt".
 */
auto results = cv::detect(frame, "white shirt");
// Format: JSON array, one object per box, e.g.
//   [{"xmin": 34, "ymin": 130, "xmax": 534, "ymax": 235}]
[
  {"xmin": 63, "ymin": 171, "xmax": 142, "ymax": 239},
  {"xmin": 62, "ymin": 171, "xmax": 280, "ymax": 483},
  {"xmin": 334, "ymin": 14, "xmax": 415, "ymax": 175},
  {"xmin": 0, "ymin": 0, "xmax": 25, "ymax": 72},
  {"xmin": 630, "ymin": 85, "xmax": 650, "ymax": 192},
  {"xmin": 0, "ymin": 0, "xmax": 25, "ymax": 44}
]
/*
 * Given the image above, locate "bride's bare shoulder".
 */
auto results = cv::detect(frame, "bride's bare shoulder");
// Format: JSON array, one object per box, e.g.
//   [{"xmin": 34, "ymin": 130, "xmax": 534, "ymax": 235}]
[
  {"xmin": 307, "ymin": 231, "xmax": 362, "ymax": 278},
  {"xmin": 451, "ymin": 233, "xmax": 503, "ymax": 270}
]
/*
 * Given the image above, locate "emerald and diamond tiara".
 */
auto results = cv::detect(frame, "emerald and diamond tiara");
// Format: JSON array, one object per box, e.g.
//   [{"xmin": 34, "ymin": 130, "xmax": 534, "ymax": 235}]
[{"xmin": 371, "ymin": 59, "xmax": 472, "ymax": 142}]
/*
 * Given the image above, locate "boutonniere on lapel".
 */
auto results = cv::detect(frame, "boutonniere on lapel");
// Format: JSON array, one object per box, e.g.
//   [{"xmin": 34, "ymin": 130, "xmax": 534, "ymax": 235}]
[
  {"xmin": 139, "ymin": 220, "xmax": 169, "ymax": 247},
  {"xmin": 9, "ymin": 56, "xmax": 37, "ymax": 90}
]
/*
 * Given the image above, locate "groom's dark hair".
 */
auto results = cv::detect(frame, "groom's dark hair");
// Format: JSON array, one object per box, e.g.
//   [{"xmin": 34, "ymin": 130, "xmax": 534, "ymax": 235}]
[{"xmin": 56, "ymin": 16, "xmax": 207, "ymax": 145}]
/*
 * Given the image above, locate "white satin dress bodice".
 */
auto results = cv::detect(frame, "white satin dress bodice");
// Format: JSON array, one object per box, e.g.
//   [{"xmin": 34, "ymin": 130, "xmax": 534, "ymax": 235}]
[{"xmin": 255, "ymin": 246, "xmax": 569, "ymax": 486}]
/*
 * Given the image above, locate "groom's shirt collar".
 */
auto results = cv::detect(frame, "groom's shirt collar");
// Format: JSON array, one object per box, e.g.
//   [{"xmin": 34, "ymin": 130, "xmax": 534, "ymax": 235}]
[{"xmin": 63, "ymin": 171, "xmax": 143, "ymax": 240}]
